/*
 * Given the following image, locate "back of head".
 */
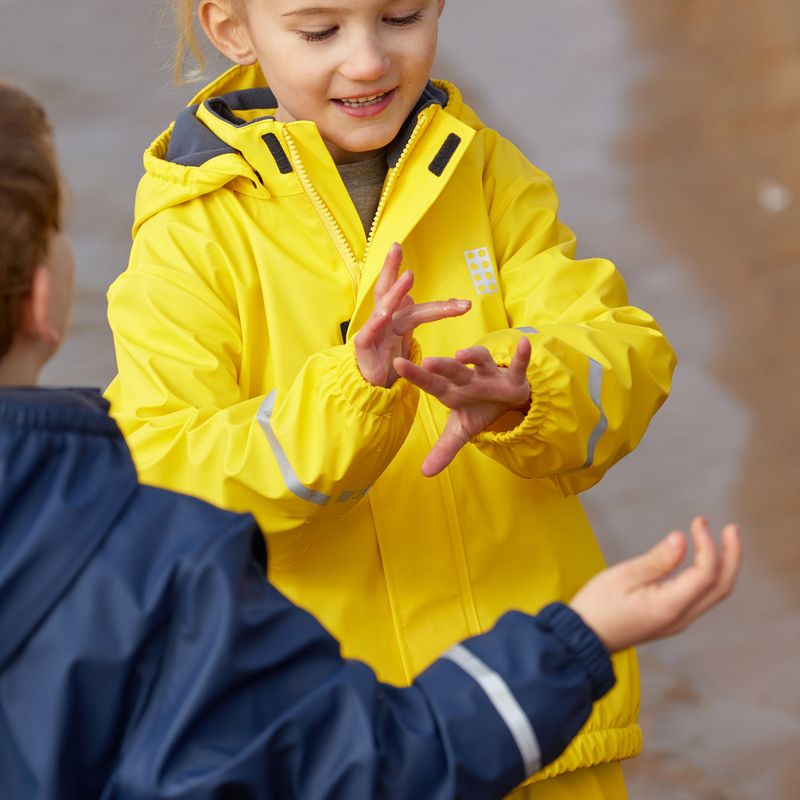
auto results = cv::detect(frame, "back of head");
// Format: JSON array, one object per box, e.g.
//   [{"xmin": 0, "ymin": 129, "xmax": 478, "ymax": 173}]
[{"xmin": 0, "ymin": 81, "xmax": 61, "ymax": 360}]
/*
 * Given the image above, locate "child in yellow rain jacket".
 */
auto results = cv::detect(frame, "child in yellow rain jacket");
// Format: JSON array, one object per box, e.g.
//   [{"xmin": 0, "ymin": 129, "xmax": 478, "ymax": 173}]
[{"xmin": 106, "ymin": 3, "xmax": 677, "ymax": 796}]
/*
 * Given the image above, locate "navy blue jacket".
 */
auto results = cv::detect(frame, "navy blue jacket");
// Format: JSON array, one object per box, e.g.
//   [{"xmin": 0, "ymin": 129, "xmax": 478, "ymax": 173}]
[{"xmin": 0, "ymin": 389, "xmax": 615, "ymax": 799}]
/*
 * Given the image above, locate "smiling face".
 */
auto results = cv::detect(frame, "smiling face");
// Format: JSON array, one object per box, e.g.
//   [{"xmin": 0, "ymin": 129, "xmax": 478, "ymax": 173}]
[{"xmin": 202, "ymin": 0, "xmax": 445, "ymax": 163}]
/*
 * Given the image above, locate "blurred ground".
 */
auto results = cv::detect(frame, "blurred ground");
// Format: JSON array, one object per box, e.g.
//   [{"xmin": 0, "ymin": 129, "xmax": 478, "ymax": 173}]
[
  {"xmin": 609, "ymin": 3, "xmax": 800, "ymax": 796},
  {"xmin": 1, "ymin": 1, "xmax": 798, "ymax": 797}
]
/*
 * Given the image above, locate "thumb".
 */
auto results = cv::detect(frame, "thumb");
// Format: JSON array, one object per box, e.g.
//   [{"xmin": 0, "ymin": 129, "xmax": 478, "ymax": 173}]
[
  {"xmin": 421, "ymin": 417, "xmax": 469, "ymax": 477},
  {"xmin": 624, "ymin": 531, "xmax": 687, "ymax": 586}
]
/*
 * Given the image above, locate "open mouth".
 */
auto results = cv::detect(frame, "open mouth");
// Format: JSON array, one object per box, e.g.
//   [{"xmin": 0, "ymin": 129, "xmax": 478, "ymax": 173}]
[{"xmin": 335, "ymin": 91, "xmax": 391, "ymax": 108}]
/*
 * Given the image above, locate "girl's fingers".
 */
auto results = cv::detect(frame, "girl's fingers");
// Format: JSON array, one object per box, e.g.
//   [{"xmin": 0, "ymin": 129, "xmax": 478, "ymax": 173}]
[
  {"xmin": 354, "ymin": 312, "xmax": 387, "ymax": 350},
  {"xmin": 419, "ymin": 356, "xmax": 475, "ymax": 385},
  {"xmin": 355, "ymin": 292, "xmax": 400, "ymax": 348},
  {"xmin": 378, "ymin": 269, "xmax": 414, "ymax": 317},
  {"xmin": 374, "ymin": 242, "xmax": 404, "ymax": 301},
  {"xmin": 454, "ymin": 346, "xmax": 496, "ymax": 377},
  {"xmin": 507, "ymin": 337, "xmax": 532, "ymax": 383},
  {"xmin": 421, "ymin": 424, "xmax": 470, "ymax": 477},
  {"xmin": 455, "ymin": 340, "xmax": 531, "ymax": 383},
  {"xmin": 393, "ymin": 357, "xmax": 450, "ymax": 397},
  {"xmin": 392, "ymin": 298, "xmax": 470, "ymax": 335},
  {"xmin": 356, "ymin": 267, "xmax": 411, "ymax": 351},
  {"xmin": 357, "ymin": 270, "xmax": 413, "ymax": 349}
]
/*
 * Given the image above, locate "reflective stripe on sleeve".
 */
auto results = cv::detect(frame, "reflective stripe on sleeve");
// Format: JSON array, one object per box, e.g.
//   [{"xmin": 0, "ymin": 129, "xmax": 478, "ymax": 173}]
[
  {"xmin": 256, "ymin": 391, "xmax": 369, "ymax": 506},
  {"xmin": 443, "ymin": 643, "xmax": 542, "ymax": 775},
  {"xmin": 516, "ymin": 330, "xmax": 607, "ymax": 469},
  {"xmin": 584, "ymin": 358, "xmax": 608, "ymax": 468}
]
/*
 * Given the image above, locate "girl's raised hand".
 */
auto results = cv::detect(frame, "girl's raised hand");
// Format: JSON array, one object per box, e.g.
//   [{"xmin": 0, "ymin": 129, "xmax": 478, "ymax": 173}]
[
  {"xmin": 353, "ymin": 243, "xmax": 471, "ymax": 388},
  {"xmin": 393, "ymin": 337, "xmax": 532, "ymax": 476},
  {"xmin": 569, "ymin": 517, "xmax": 742, "ymax": 654}
]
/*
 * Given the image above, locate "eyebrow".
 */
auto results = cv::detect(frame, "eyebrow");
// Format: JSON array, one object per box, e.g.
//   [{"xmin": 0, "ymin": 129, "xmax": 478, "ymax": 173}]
[{"xmin": 281, "ymin": 6, "xmax": 347, "ymax": 16}]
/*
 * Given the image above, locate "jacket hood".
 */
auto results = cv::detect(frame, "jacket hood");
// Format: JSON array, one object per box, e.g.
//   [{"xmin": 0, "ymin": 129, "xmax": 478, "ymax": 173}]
[
  {"xmin": 133, "ymin": 63, "xmax": 460, "ymax": 235},
  {"xmin": 0, "ymin": 388, "xmax": 139, "ymax": 669}
]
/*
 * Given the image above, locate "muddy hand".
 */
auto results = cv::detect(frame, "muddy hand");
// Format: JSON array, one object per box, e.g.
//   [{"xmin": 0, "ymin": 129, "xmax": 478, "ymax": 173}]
[
  {"xmin": 354, "ymin": 243, "xmax": 471, "ymax": 387},
  {"xmin": 394, "ymin": 337, "xmax": 532, "ymax": 476}
]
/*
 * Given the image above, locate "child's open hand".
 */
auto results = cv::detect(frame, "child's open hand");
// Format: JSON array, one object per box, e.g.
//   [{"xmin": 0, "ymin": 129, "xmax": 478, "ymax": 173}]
[
  {"xmin": 569, "ymin": 517, "xmax": 742, "ymax": 654},
  {"xmin": 354, "ymin": 243, "xmax": 471, "ymax": 388},
  {"xmin": 393, "ymin": 338, "xmax": 532, "ymax": 476}
]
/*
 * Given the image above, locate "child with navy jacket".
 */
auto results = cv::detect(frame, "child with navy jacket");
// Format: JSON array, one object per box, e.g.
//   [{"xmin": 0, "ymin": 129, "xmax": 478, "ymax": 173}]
[{"xmin": 0, "ymin": 80, "xmax": 740, "ymax": 800}]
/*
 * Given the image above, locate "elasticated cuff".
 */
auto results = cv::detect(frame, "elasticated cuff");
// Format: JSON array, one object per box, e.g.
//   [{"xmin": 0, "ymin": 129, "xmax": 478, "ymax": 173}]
[
  {"xmin": 335, "ymin": 338, "xmax": 422, "ymax": 417},
  {"xmin": 536, "ymin": 603, "xmax": 615, "ymax": 700},
  {"xmin": 471, "ymin": 349, "xmax": 555, "ymax": 446}
]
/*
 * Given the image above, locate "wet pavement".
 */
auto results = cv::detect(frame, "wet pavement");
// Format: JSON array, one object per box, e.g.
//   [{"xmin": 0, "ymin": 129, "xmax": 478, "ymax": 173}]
[{"xmin": 2, "ymin": 1, "xmax": 798, "ymax": 797}]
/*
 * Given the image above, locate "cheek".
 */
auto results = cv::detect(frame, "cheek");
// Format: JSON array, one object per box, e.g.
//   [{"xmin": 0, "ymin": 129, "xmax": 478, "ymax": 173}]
[
  {"xmin": 52, "ymin": 243, "xmax": 76, "ymax": 335},
  {"xmin": 58, "ymin": 251, "xmax": 76, "ymax": 309},
  {"xmin": 403, "ymin": 34, "xmax": 438, "ymax": 78},
  {"xmin": 68, "ymin": 257, "xmax": 76, "ymax": 302},
  {"xmin": 267, "ymin": 64, "xmax": 328, "ymax": 107},
  {"xmin": 422, "ymin": 32, "xmax": 439, "ymax": 68}
]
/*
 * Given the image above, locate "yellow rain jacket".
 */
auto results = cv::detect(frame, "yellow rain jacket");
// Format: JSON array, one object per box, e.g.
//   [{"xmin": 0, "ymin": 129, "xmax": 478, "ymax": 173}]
[{"xmin": 107, "ymin": 64, "xmax": 676, "ymax": 794}]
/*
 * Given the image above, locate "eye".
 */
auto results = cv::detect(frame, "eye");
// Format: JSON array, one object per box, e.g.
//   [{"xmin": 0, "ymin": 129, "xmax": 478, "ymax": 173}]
[
  {"xmin": 385, "ymin": 10, "xmax": 424, "ymax": 27},
  {"xmin": 298, "ymin": 27, "xmax": 338, "ymax": 42}
]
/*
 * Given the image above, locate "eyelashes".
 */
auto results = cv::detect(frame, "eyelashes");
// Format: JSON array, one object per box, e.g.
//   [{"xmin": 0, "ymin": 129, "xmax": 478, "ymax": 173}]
[
  {"xmin": 386, "ymin": 10, "xmax": 424, "ymax": 27},
  {"xmin": 298, "ymin": 28, "xmax": 337, "ymax": 42},
  {"xmin": 298, "ymin": 11, "xmax": 425, "ymax": 43}
]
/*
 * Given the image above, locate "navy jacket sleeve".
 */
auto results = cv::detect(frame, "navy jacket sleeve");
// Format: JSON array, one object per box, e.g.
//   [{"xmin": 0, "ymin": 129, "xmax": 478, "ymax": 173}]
[{"xmin": 108, "ymin": 515, "xmax": 614, "ymax": 800}]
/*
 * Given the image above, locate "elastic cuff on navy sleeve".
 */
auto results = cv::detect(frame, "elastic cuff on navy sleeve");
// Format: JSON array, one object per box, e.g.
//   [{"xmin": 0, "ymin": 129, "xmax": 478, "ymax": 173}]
[{"xmin": 536, "ymin": 603, "xmax": 615, "ymax": 699}]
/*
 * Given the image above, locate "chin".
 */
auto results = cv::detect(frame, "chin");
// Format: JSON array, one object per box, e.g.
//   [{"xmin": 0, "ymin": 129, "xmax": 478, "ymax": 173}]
[
  {"xmin": 337, "ymin": 124, "xmax": 398, "ymax": 151},
  {"xmin": 340, "ymin": 136, "xmax": 393, "ymax": 156}
]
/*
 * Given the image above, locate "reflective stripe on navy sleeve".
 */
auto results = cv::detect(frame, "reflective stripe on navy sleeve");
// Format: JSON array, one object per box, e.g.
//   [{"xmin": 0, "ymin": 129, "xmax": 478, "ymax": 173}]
[
  {"xmin": 584, "ymin": 358, "xmax": 608, "ymax": 467},
  {"xmin": 443, "ymin": 643, "xmax": 542, "ymax": 775},
  {"xmin": 256, "ymin": 391, "xmax": 369, "ymax": 505}
]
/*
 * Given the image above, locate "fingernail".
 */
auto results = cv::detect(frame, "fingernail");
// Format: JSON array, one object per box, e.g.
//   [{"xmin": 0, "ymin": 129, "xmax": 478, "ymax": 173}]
[{"xmin": 666, "ymin": 532, "xmax": 683, "ymax": 550}]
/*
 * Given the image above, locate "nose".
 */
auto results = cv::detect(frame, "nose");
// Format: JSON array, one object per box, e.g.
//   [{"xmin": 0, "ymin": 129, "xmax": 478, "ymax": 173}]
[{"xmin": 339, "ymin": 31, "xmax": 391, "ymax": 83}]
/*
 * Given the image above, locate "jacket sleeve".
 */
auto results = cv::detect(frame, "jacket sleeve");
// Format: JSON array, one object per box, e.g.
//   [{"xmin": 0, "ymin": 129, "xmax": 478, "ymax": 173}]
[
  {"xmin": 106, "ymin": 208, "xmax": 419, "ymax": 558},
  {"xmin": 110, "ymin": 517, "xmax": 615, "ymax": 800},
  {"xmin": 470, "ymin": 133, "xmax": 677, "ymax": 494}
]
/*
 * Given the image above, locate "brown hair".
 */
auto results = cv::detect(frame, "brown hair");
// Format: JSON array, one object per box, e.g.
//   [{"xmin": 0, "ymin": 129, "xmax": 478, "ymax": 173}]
[{"xmin": 0, "ymin": 81, "xmax": 61, "ymax": 359}]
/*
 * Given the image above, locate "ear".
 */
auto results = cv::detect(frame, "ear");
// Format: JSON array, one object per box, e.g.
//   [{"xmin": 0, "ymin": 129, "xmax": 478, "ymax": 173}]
[
  {"xmin": 19, "ymin": 266, "xmax": 59, "ymax": 347},
  {"xmin": 198, "ymin": 0, "xmax": 258, "ymax": 65},
  {"xmin": 437, "ymin": 0, "xmax": 446, "ymax": 16}
]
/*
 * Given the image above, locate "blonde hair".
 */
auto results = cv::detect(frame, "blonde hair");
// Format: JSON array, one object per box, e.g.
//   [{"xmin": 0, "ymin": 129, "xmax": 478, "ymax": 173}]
[
  {"xmin": 172, "ymin": 0, "xmax": 207, "ymax": 83},
  {"xmin": 171, "ymin": 0, "xmax": 243, "ymax": 84}
]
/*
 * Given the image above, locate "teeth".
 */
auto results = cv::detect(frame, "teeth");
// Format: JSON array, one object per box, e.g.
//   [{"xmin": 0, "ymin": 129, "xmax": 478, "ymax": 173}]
[{"xmin": 339, "ymin": 93, "xmax": 385, "ymax": 107}]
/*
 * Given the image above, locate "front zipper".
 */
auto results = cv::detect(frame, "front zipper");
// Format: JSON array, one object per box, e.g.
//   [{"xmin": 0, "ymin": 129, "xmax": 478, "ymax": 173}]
[
  {"xmin": 362, "ymin": 109, "xmax": 432, "ymax": 268},
  {"xmin": 283, "ymin": 130, "xmax": 361, "ymax": 296},
  {"xmin": 282, "ymin": 110, "xmax": 433, "ymax": 297}
]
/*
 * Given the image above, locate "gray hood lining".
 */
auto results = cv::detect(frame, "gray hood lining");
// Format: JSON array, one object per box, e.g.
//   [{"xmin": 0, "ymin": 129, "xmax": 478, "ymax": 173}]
[{"xmin": 165, "ymin": 81, "xmax": 449, "ymax": 170}]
